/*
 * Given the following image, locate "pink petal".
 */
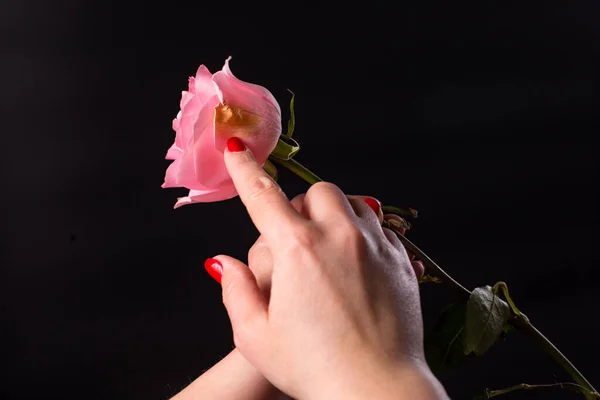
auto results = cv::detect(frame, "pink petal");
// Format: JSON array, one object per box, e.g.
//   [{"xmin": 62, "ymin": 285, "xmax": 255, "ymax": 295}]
[
  {"xmin": 180, "ymin": 91, "xmax": 194, "ymax": 110},
  {"xmin": 193, "ymin": 65, "xmax": 217, "ymax": 107},
  {"xmin": 211, "ymin": 58, "xmax": 282, "ymax": 158},
  {"xmin": 165, "ymin": 143, "xmax": 182, "ymax": 160},
  {"xmin": 215, "ymin": 57, "xmax": 281, "ymax": 115},
  {"xmin": 177, "ymin": 94, "xmax": 218, "ymax": 153},
  {"xmin": 174, "ymin": 184, "xmax": 238, "ymax": 208},
  {"xmin": 191, "ymin": 115, "xmax": 231, "ymax": 188},
  {"xmin": 162, "ymin": 105, "xmax": 216, "ymax": 190}
]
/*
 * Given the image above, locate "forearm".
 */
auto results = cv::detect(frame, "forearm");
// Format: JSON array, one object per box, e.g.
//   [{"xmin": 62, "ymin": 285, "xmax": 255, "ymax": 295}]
[{"xmin": 171, "ymin": 348, "xmax": 287, "ymax": 400}]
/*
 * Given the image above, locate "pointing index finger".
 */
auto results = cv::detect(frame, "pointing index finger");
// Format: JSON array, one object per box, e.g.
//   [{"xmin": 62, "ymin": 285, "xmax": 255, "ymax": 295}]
[{"xmin": 224, "ymin": 137, "xmax": 305, "ymax": 240}]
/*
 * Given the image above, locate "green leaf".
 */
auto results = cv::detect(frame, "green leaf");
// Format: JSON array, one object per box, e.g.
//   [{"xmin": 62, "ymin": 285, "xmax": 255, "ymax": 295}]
[
  {"xmin": 463, "ymin": 285, "xmax": 510, "ymax": 356},
  {"xmin": 262, "ymin": 159, "xmax": 278, "ymax": 181},
  {"xmin": 425, "ymin": 302, "xmax": 470, "ymax": 374},
  {"xmin": 284, "ymin": 90, "xmax": 296, "ymax": 138},
  {"xmin": 502, "ymin": 322, "xmax": 514, "ymax": 336},
  {"xmin": 418, "ymin": 274, "xmax": 442, "ymax": 284},
  {"xmin": 270, "ymin": 136, "xmax": 300, "ymax": 161}
]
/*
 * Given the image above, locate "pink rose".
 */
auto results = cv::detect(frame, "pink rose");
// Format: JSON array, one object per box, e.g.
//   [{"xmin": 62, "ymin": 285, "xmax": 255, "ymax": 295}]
[{"xmin": 162, "ymin": 57, "xmax": 282, "ymax": 208}]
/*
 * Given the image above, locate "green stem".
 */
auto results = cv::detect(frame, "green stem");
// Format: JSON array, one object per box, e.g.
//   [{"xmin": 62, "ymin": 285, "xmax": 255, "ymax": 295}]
[
  {"xmin": 485, "ymin": 382, "xmax": 599, "ymax": 398},
  {"xmin": 396, "ymin": 233, "xmax": 472, "ymax": 300},
  {"xmin": 269, "ymin": 156, "xmax": 323, "ymax": 185},
  {"xmin": 510, "ymin": 317, "xmax": 598, "ymax": 399},
  {"xmin": 274, "ymin": 156, "xmax": 598, "ymax": 398}
]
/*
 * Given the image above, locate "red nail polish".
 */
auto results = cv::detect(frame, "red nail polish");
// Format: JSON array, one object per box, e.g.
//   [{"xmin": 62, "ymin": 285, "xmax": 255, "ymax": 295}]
[
  {"xmin": 226, "ymin": 137, "xmax": 246, "ymax": 152},
  {"xmin": 204, "ymin": 258, "xmax": 223, "ymax": 284},
  {"xmin": 363, "ymin": 197, "xmax": 381, "ymax": 216}
]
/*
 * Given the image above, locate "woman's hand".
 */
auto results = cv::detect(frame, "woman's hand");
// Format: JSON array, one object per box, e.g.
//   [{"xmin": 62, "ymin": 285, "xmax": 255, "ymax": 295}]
[{"xmin": 209, "ymin": 137, "xmax": 448, "ymax": 400}]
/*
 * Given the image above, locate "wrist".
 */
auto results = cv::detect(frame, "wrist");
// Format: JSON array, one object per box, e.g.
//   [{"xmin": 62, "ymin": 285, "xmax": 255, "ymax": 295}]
[{"xmin": 308, "ymin": 358, "xmax": 448, "ymax": 400}]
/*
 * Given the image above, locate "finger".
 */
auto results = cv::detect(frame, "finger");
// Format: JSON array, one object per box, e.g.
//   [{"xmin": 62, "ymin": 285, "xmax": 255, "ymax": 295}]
[
  {"xmin": 411, "ymin": 260, "xmax": 425, "ymax": 279},
  {"xmin": 214, "ymin": 255, "xmax": 268, "ymax": 352},
  {"xmin": 301, "ymin": 182, "xmax": 356, "ymax": 223},
  {"xmin": 247, "ymin": 237, "xmax": 273, "ymax": 295},
  {"xmin": 383, "ymin": 227, "xmax": 402, "ymax": 247},
  {"xmin": 290, "ymin": 193, "xmax": 306, "ymax": 215},
  {"xmin": 347, "ymin": 195, "xmax": 384, "ymax": 224},
  {"xmin": 382, "ymin": 228, "xmax": 423, "ymax": 277},
  {"xmin": 224, "ymin": 137, "xmax": 306, "ymax": 242},
  {"xmin": 248, "ymin": 193, "xmax": 306, "ymax": 293},
  {"xmin": 383, "ymin": 226, "xmax": 411, "ymax": 260},
  {"xmin": 383, "ymin": 215, "xmax": 416, "ymax": 259}
]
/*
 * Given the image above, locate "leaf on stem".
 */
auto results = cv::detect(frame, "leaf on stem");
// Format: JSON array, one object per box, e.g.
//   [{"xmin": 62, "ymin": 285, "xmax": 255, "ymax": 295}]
[
  {"xmin": 381, "ymin": 205, "xmax": 418, "ymax": 220},
  {"xmin": 463, "ymin": 286, "xmax": 510, "ymax": 356},
  {"xmin": 270, "ymin": 136, "xmax": 300, "ymax": 161},
  {"xmin": 425, "ymin": 302, "xmax": 471, "ymax": 374},
  {"xmin": 284, "ymin": 90, "xmax": 296, "ymax": 138},
  {"xmin": 386, "ymin": 216, "xmax": 412, "ymax": 231},
  {"xmin": 418, "ymin": 274, "xmax": 442, "ymax": 284}
]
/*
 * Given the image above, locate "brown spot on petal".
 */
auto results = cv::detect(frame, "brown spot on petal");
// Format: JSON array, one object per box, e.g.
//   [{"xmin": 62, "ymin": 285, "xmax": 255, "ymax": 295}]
[
  {"xmin": 214, "ymin": 104, "xmax": 262, "ymax": 142},
  {"xmin": 215, "ymin": 104, "xmax": 260, "ymax": 129}
]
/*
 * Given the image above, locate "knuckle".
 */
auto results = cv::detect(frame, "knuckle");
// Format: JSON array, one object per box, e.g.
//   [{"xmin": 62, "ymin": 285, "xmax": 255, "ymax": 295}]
[
  {"xmin": 307, "ymin": 181, "xmax": 341, "ymax": 196},
  {"xmin": 329, "ymin": 222, "xmax": 371, "ymax": 264},
  {"xmin": 288, "ymin": 225, "xmax": 318, "ymax": 250},
  {"xmin": 247, "ymin": 244, "xmax": 259, "ymax": 265},
  {"xmin": 344, "ymin": 224, "xmax": 369, "ymax": 251},
  {"xmin": 248, "ymin": 175, "xmax": 281, "ymax": 200},
  {"xmin": 234, "ymin": 149, "xmax": 256, "ymax": 164}
]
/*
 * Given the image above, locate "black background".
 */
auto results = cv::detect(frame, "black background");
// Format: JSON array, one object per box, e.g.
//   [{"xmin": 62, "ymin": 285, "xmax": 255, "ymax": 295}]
[{"xmin": 2, "ymin": 1, "xmax": 599, "ymax": 399}]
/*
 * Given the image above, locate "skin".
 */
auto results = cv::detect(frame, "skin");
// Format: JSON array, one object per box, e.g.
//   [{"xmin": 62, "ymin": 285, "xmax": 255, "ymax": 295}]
[{"xmin": 172, "ymin": 141, "xmax": 448, "ymax": 400}]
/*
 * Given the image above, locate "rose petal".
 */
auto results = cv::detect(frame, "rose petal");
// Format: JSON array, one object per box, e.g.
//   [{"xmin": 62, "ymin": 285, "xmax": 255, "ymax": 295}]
[
  {"xmin": 176, "ymin": 94, "xmax": 218, "ymax": 153},
  {"xmin": 211, "ymin": 58, "xmax": 281, "ymax": 158},
  {"xmin": 180, "ymin": 91, "xmax": 194, "ymax": 110},
  {"xmin": 165, "ymin": 144, "xmax": 182, "ymax": 160},
  {"xmin": 191, "ymin": 107, "xmax": 232, "ymax": 188},
  {"xmin": 174, "ymin": 184, "xmax": 238, "ymax": 208},
  {"xmin": 162, "ymin": 104, "xmax": 215, "ymax": 190},
  {"xmin": 193, "ymin": 65, "xmax": 217, "ymax": 106},
  {"xmin": 215, "ymin": 57, "xmax": 281, "ymax": 115}
]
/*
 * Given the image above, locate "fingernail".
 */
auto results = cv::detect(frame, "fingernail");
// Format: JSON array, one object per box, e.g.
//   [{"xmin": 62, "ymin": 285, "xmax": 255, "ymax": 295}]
[
  {"xmin": 226, "ymin": 137, "xmax": 246, "ymax": 152},
  {"xmin": 363, "ymin": 197, "xmax": 381, "ymax": 216},
  {"xmin": 204, "ymin": 258, "xmax": 223, "ymax": 284}
]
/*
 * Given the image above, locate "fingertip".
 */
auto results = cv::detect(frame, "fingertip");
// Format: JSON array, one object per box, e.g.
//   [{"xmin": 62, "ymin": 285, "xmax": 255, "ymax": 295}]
[
  {"xmin": 411, "ymin": 260, "xmax": 425, "ymax": 279},
  {"xmin": 204, "ymin": 257, "xmax": 223, "ymax": 284},
  {"xmin": 363, "ymin": 197, "xmax": 384, "ymax": 224},
  {"xmin": 347, "ymin": 194, "xmax": 384, "ymax": 224},
  {"xmin": 226, "ymin": 137, "xmax": 247, "ymax": 153}
]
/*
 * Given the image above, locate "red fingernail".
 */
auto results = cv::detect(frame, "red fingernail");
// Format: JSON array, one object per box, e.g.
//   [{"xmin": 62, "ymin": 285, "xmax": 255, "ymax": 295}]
[
  {"xmin": 363, "ymin": 197, "xmax": 381, "ymax": 215},
  {"xmin": 204, "ymin": 258, "xmax": 223, "ymax": 284},
  {"xmin": 226, "ymin": 137, "xmax": 246, "ymax": 152}
]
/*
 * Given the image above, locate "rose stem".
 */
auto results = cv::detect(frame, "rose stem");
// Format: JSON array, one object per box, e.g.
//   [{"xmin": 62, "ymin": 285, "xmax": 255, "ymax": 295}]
[{"xmin": 269, "ymin": 157, "xmax": 323, "ymax": 185}]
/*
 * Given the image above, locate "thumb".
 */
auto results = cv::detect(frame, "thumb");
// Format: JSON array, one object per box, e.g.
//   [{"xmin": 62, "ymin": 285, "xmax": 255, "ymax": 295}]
[{"xmin": 212, "ymin": 255, "xmax": 268, "ymax": 349}]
